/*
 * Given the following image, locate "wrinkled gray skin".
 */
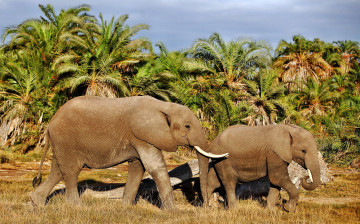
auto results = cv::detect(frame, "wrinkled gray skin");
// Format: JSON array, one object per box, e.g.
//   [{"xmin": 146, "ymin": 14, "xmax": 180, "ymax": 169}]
[
  {"xmin": 207, "ymin": 124, "xmax": 321, "ymax": 212},
  {"xmin": 31, "ymin": 96, "xmax": 211, "ymax": 209}
]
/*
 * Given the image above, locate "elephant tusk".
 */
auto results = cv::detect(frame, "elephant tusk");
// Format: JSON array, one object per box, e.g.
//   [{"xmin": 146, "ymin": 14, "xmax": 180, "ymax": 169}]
[
  {"xmin": 307, "ymin": 169, "xmax": 313, "ymax": 183},
  {"xmin": 194, "ymin": 146, "xmax": 229, "ymax": 158}
]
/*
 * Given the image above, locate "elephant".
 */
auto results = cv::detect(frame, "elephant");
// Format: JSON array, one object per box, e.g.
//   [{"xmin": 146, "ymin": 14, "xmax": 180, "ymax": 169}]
[
  {"xmin": 30, "ymin": 96, "xmax": 227, "ymax": 209},
  {"xmin": 206, "ymin": 124, "xmax": 321, "ymax": 212}
]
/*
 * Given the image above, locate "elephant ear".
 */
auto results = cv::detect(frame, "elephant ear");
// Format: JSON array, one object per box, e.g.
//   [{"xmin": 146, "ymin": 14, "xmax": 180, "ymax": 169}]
[
  {"xmin": 268, "ymin": 125, "xmax": 293, "ymax": 164},
  {"xmin": 130, "ymin": 102, "xmax": 177, "ymax": 152}
]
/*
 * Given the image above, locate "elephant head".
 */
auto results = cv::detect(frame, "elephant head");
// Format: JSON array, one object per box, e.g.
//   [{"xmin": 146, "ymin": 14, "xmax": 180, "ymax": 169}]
[
  {"xmin": 130, "ymin": 98, "xmax": 227, "ymax": 203},
  {"xmin": 269, "ymin": 125, "xmax": 321, "ymax": 191}
]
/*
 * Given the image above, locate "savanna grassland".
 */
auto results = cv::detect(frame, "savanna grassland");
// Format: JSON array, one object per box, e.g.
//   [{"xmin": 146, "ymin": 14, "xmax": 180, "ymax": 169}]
[
  {"xmin": 0, "ymin": 3, "xmax": 360, "ymax": 224},
  {"xmin": 0, "ymin": 151, "xmax": 359, "ymax": 224}
]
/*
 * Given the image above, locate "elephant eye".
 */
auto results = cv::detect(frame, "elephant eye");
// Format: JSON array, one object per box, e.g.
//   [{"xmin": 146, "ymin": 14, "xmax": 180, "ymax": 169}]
[
  {"xmin": 302, "ymin": 149, "xmax": 306, "ymax": 154},
  {"xmin": 185, "ymin": 124, "xmax": 191, "ymax": 130}
]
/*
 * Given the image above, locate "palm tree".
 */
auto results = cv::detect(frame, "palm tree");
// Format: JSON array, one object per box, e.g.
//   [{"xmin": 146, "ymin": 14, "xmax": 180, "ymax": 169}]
[
  {"xmin": 3, "ymin": 4, "xmax": 95, "ymax": 65},
  {"xmin": 55, "ymin": 13, "xmax": 151, "ymax": 97},
  {"xmin": 333, "ymin": 40, "xmax": 360, "ymax": 74},
  {"xmin": 155, "ymin": 42, "xmax": 192, "ymax": 78},
  {"xmin": 293, "ymin": 78, "xmax": 340, "ymax": 132},
  {"xmin": 125, "ymin": 68, "xmax": 174, "ymax": 101},
  {"xmin": 2, "ymin": 4, "xmax": 98, "ymax": 107},
  {"xmin": 274, "ymin": 35, "xmax": 332, "ymax": 91},
  {"xmin": 330, "ymin": 72, "xmax": 354, "ymax": 94},
  {"xmin": 350, "ymin": 61, "xmax": 360, "ymax": 93},
  {"xmin": 191, "ymin": 32, "xmax": 271, "ymax": 87},
  {"xmin": 297, "ymin": 79, "xmax": 335, "ymax": 116},
  {"xmin": 95, "ymin": 14, "xmax": 150, "ymax": 73},
  {"xmin": 210, "ymin": 89, "xmax": 252, "ymax": 132},
  {"xmin": 1, "ymin": 4, "xmax": 91, "ymax": 148},
  {"xmin": 242, "ymin": 69, "xmax": 290, "ymax": 125},
  {"xmin": 60, "ymin": 58, "xmax": 129, "ymax": 97},
  {"xmin": 322, "ymin": 93, "xmax": 360, "ymax": 160},
  {"xmin": 151, "ymin": 42, "xmax": 221, "ymax": 103},
  {"xmin": 0, "ymin": 53, "xmax": 48, "ymax": 147}
]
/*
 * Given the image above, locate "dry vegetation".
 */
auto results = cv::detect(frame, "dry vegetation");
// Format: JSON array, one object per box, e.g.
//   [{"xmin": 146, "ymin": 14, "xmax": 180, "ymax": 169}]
[{"xmin": 0, "ymin": 150, "xmax": 359, "ymax": 224}]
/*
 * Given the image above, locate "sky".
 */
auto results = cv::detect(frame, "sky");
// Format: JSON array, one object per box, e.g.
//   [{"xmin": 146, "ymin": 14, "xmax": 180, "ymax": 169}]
[{"xmin": 0, "ymin": 0, "xmax": 359, "ymax": 52}]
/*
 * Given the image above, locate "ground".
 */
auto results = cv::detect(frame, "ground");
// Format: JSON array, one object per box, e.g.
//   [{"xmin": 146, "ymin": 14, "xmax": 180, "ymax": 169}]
[
  {"xmin": 1, "ymin": 159, "xmax": 359, "ymax": 205},
  {"xmin": 0, "ymin": 154, "xmax": 359, "ymax": 223}
]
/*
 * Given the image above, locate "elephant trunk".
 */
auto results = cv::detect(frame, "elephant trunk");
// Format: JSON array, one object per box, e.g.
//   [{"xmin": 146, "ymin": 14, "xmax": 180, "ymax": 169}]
[
  {"xmin": 190, "ymin": 134, "xmax": 210, "ymax": 206},
  {"xmin": 197, "ymin": 150, "xmax": 209, "ymax": 206},
  {"xmin": 301, "ymin": 153, "xmax": 321, "ymax": 191},
  {"xmin": 189, "ymin": 131, "xmax": 228, "ymax": 206}
]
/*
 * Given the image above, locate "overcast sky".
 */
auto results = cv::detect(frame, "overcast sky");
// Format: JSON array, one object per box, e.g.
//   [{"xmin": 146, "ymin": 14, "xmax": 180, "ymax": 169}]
[{"xmin": 0, "ymin": 0, "xmax": 359, "ymax": 52}]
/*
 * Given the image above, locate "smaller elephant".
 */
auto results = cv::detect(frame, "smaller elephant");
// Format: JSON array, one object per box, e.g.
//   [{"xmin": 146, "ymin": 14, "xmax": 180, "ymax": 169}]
[{"xmin": 207, "ymin": 124, "xmax": 321, "ymax": 212}]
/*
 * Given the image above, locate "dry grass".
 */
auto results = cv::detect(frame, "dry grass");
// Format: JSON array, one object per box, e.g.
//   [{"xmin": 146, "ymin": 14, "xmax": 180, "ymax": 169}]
[
  {"xmin": 0, "ymin": 191, "xmax": 359, "ymax": 224},
  {"xmin": 0, "ymin": 152, "xmax": 359, "ymax": 224}
]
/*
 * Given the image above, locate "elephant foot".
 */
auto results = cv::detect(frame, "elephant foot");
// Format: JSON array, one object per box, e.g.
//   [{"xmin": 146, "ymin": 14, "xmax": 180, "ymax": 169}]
[
  {"xmin": 283, "ymin": 201, "xmax": 296, "ymax": 212},
  {"xmin": 159, "ymin": 201, "xmax": 177, "ymax": 212},
  {"xmin": 266, "ymin": 203, "xmax": 276, "ymax": 210},
  {"xmin": 165, "ymin": 207, "xmax": 179, "ymax": 213},
  {"xmin": 160, "ymin": 202, "xmax": 175, "ymax": 211},
  {"xmin": 29, "ymin": 193, "xmax": 45, "ymax": 207},
  {"xmin": 266, "ymin": 197, "xmax": 278, "ymax": 210},
  {"xmin": 226, "ymin": 202, "xmax": 238, "ymax": 211},
  {"xmin": 122, "ymin": 199, "xmax": 134, "ymax": 206},
  {"xmin": 65, "ymin": 197, "xmax": 81, "ymax": 206}
]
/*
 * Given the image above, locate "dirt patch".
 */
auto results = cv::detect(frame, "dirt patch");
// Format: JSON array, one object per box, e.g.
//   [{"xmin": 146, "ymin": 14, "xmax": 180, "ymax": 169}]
[
  {"xmin": 0, "ymin": 161, "xmax": 179, "ymax": 181},
  {"xmin": 0, "ymin": 169, "xmax": 32, "ymax": 180},
  {"xmin": 300, "ymin": 197, "xmax": 360, "ymax": 205}
]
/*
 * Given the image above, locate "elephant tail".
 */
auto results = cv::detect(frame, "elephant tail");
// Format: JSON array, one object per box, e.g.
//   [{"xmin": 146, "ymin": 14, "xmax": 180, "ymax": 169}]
[{"xmin": 32, "ymin": 129, "xmax": 50, "ymax": 188}]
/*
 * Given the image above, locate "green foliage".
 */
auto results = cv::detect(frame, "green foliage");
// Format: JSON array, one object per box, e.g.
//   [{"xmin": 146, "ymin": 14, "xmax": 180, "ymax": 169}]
[
  {"xmin": 191, "ymin": 32, "xmax": 271, "ymax": 85},
  {"xmin": 0, "ymin": 51, "xmax": 50, "ymax": 148},
  {"xmin": 242, "ymin": 69, "xmax": 290, "ymax": 125}
]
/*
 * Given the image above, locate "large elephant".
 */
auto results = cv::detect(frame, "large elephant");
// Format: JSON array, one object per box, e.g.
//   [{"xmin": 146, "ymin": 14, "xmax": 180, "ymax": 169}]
[
  {"xmin": 30, "ymin": 96, "xmax": 227, "ymax": 209},
  {"xmin": 206, "ymin": 124, "xmax": 321, "ymax": 212}
]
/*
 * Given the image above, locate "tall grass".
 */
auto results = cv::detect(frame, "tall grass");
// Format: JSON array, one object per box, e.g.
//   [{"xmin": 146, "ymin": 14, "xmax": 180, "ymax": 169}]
[{"xmin": 0, "ymin": 193, "xmax": 359, "ymax": 224}]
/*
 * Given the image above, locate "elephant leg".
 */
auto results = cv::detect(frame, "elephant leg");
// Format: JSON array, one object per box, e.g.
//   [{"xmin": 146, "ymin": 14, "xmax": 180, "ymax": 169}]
[
  {"xmin": 223, "ymin": 179, "xmax": 237, "ymax": 209},
  {"xmin": 30, "ymin": 156, "xmax": 63, "ymax": 206},
  {"xmin": 135, "ymin": 142, "xmax": 174, "ymax": 210},
  {"xmin": 63, "ymin": 173, "xmax": 81, "ymax": 204},
  {"xmin": 278, "ymin": 180, "xmax": 299, "ymax": 212},
  {"xmin": 266, "ymin": 185, "xmax": 280, "ymax": 209},
  {"xmin": 207, "ymin": 167, "xmax": 221, "ymax": 207},
  {"xmin": 57, "ymin": 160, "xmax": 83, "ymax": 205},
  {"xmin": 122, "ymin": 159, "xmax": 145, "ymax": 205},
  {"xmin": 215, "ymin": 162, "xmax": 237, "ymax": 209},
  {"xmin": 268, "ymin": 152, "xmax": 299, "ymax": 212}
]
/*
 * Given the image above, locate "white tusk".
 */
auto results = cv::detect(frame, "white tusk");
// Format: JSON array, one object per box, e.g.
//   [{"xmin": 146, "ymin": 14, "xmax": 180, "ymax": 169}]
[
  {"xmin": 307, "ymin": 169, "xmax": 313, "ymax": 183},
  {"xmin": 194, "ymin": 146, "xmax": 229, "ymax": 158}
]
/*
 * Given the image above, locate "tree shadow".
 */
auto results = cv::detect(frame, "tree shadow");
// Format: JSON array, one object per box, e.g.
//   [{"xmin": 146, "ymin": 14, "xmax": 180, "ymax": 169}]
[
  {"xmin": 45, "ymin": 180, "xmax": 126, "ymax": 204},
  {"xmin": 206, "ymin": 177, "xmax": 271, "ymax": 209},
  {"xmin": 136, "ymin": 177, "xmax": 202, "ymax": 208},
  {"xmin": 45, "ymin": 178, "xmax": 204, "ymax": 208},
  {"xmin": 45, "ymin": 173, "xmax": 271, "ymax": 208}
]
